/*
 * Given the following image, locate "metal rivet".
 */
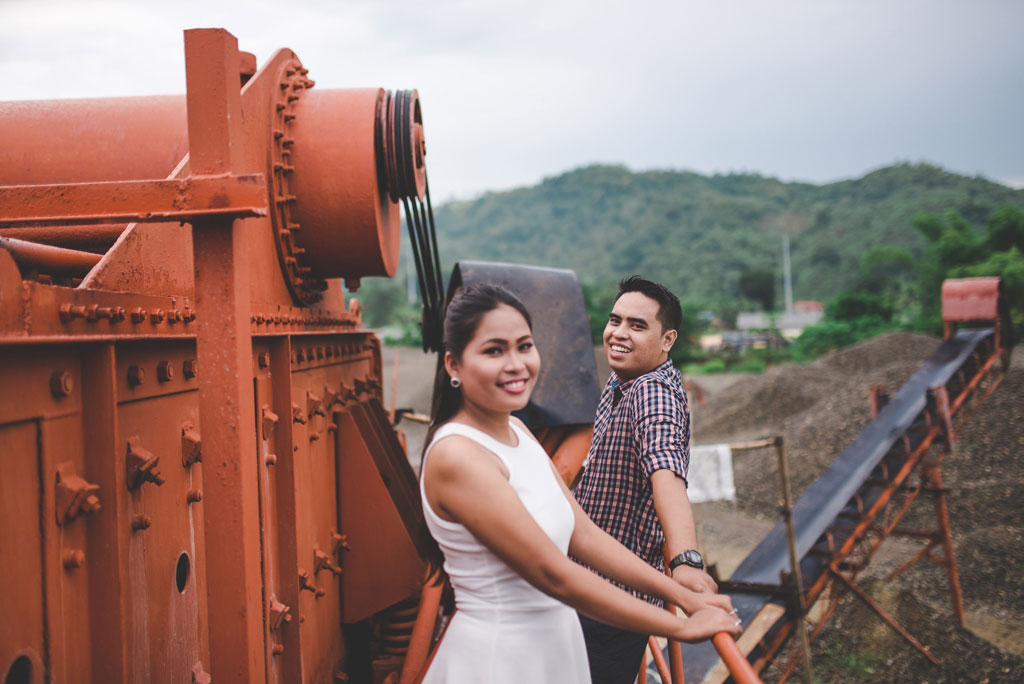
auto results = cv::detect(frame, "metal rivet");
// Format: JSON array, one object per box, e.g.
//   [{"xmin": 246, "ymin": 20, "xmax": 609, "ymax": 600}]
[
  {"xmin": 50, "ymin": 370, "xmax": 73, "ymax": 397},
  {"xmin": 183, "ymin": 359, "xmax": 198, "ymax": 379},
  {"xmin": 131, "ymin": 514, "xmax": 152, "ymax": 531},
  {"xmin": 187, "ymin": 489, "xmax": 203, "ymax": 504},
  {"xmin": 127, "ymin": 365, "xmax": 145, "ymax": 387},
  {"xmin": 157, "ymin": 361, "xmax": 174, "ymax": 382},
  {"xmin": 62, "ymin": 548, "xmax": 86, "ymax": 569}
]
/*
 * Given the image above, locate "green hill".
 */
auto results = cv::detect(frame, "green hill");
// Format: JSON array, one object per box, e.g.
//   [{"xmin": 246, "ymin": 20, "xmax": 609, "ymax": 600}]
[{"xmin": 431, "ymin": 162, "xmax": 1024, "ymax": 304}]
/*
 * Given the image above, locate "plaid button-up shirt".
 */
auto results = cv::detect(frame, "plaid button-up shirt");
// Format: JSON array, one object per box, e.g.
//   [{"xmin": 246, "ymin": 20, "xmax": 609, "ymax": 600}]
[{"xmin": 574, "ymin": 360, "xmax": 690, "ymax": 604}]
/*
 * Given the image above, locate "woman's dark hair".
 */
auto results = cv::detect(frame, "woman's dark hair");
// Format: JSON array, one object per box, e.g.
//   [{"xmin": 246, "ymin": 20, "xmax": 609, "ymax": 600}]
[{"xmin": 418, "ymin": 283, "xmax": 533, "ymax": 580}]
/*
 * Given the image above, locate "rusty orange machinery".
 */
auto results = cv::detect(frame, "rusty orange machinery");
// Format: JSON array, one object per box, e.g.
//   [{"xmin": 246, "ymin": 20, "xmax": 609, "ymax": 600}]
[{"xmin": 0, "ymin": 28, "xmax": 432, "ymax": 684}]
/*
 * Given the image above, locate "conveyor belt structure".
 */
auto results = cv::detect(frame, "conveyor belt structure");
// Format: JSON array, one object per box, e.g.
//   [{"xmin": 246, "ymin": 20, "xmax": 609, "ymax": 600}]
[{"xmin": 674, "ymin": 326, "xmax": 1008, "ymax": 684}]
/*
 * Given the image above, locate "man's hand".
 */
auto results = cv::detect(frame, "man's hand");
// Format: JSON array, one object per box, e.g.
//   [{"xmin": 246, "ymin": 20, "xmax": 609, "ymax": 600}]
[
  {"xmin": 671, "ymin": 564, "xmax": 717, "ymax": 594},
  {"xmin": 676, "ymin": 588, "xmax": 733, "ymax": 616}
]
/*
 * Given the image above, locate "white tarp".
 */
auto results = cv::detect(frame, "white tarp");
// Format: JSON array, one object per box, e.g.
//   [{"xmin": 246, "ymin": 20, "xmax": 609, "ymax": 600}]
[{"xmin": 687, "ymin": 444, "xmax": 735, "ymax": 503}]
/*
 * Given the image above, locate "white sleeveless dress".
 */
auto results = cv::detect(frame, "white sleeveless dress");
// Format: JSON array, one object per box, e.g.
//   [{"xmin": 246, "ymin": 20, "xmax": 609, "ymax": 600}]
[{"xmin": 420, "ymin": 422, "xmax": 591, "ymax": 684}]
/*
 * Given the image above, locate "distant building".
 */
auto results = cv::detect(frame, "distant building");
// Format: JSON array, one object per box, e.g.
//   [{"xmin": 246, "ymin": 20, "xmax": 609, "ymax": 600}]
[
  {"xmin": 794, "ymin": 300, "xmax": 824, "ymax": 312},
  {"xmin": 735, "ymin": 309, "xmax": 824, "ymax": 341}
]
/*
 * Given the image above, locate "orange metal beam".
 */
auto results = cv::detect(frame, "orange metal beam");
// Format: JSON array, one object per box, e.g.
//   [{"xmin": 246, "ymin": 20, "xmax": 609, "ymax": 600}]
[
  {"xmin": 0, "ymin": 174, "xmax": 267, "ymax": 228},
  {"xmin": 185, "ymin": 28, "xmax": 265, "ymax": 684}
]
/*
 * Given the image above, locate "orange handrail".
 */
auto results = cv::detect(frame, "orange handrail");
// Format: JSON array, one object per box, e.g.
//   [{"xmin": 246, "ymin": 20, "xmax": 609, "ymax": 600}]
[
  {"xmin": 713, "ymin": 632, "xmax": 762, "ymax": 684},
  {"xmin": 398, "ymin": 570, "xmax": 444, "ymax": 684},
  {"xmin": 647, "ymin": 636, "xmax": 672, "ymax": 683}
]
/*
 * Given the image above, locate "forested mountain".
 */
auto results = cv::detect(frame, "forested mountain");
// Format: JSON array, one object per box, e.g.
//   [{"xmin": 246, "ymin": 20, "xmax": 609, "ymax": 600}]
[{"xmin": 430, "ymin": 162, "xmax": 1023, "ymax": 305}]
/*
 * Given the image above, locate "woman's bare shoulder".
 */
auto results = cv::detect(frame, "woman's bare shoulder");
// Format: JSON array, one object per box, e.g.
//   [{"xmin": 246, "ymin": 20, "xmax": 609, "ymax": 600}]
[{"xmin": 426, "ymin": 433, "xmax": 509, "ymax": 480}]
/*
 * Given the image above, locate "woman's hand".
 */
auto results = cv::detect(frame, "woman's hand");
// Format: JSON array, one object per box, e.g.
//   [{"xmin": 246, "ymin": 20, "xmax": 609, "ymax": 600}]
[{"xmin": 677, "ymin": 607, "xmax": 742, "ymax": 643}]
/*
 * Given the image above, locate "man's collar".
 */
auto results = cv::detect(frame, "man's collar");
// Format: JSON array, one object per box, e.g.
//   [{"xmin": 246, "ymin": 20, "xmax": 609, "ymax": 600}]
[{"xmin": 609, "ymin": 359, "xmax": 674, "ymax": 391}]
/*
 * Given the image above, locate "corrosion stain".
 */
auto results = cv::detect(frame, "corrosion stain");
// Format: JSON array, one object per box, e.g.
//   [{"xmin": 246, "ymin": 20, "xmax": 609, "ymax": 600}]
[{"xmin": 208, "ymin": 193, "xmax": 229, "ymax": 209}]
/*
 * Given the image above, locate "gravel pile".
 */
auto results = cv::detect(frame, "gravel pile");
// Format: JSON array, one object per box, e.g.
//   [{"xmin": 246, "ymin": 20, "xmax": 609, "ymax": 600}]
[{"xmin": 692, "ymin": 332, "xmax": 1024, "ymax": 683}]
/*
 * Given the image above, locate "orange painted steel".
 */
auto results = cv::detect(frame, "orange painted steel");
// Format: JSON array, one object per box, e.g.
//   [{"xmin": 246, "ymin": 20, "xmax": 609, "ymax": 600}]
[
  {"xmin": 0, "ymin": 27, "xmax": 431, "ymax": 684},
  {"xmin": 287, "ymin": 88, "xmax": 403, "ymax": 280},
  {"xmin": 0, "ymin": 175, "xmax": 269, "ymax": 227},
  {"xmin": 0, "ymin": 235, "xmax": 101, "ymax": 274},
  {"xmin": 0, "ymin": 95, "xmax": 190, "ymax": 186},
  {"xmin": 712, "ymin": 633, "xmax": 761, "ymax": 684},
  {"xmin": 398, "ymin": 571, "xmax": 444, "ymax": 684},
  {"xmin": 941, "ymin": 277, "xmax": 1002, "ymax": 322},
  {"xmin": 647, "ymin": 636, "xmax": 673, "ymax": 683}
]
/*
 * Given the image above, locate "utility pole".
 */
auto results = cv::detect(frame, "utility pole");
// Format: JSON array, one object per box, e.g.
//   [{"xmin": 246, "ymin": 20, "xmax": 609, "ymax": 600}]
[{"xmin": 782, "ymin": 235, "xmax": 794, "ymax": 313}]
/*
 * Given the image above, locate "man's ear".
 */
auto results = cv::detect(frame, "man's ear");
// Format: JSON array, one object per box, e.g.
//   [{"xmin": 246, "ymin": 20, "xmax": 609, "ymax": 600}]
[{"xmin": 662, "ymin": 329, "xmax": 678, "ymax": 353}]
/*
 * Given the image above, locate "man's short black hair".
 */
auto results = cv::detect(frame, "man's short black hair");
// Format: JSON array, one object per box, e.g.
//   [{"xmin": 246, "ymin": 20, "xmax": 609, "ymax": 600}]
[{"xmin": 614, "ymin": 275, "xmax": 682, "ymax": 333}]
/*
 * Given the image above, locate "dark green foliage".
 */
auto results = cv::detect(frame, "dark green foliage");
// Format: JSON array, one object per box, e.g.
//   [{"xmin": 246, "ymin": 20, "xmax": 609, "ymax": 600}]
[
  {"xmin": 909, "ymin": 205, "xmax": 1024, "ymax": 336},
  {"xmin": 362, "ymin": 163, "xmax": 1023, "ymax": 353},
  {"xmin": 738, "ymin": 268, "xmax": 776, "ymax": 310},
  {"xmin": 826, "ymin": 291, "xmax": 892, "ymax": 323},
  {"xmin": 795, "ymin": 316, "xmax": 892, "ymax": 358},
  {"xmin": 433, "ymin": 163, "xmax": 1022, "ymax": 307}
]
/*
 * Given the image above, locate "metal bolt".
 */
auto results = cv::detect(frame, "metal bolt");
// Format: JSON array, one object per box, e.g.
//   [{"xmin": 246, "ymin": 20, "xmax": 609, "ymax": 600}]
[
  {"xmin": 130, "ymin": 307, "xmax": 146, "ymax": 323},
  {"xmin": 127, "ymin": 365, "xmax": 145, "ymax": 387},
  {"xmin": 62, "ymin": 549, "xmax": 86, "ymax": 569},
  {"xmin": 150, "ymin": 309, "xmax": 165, "ymax": 323},
  {"xmin": 50, "ymin": 370, "xmax": 73, "ymax": 397},
  {"xmin": 272, "ymin": 644, "xmax": 285, "ymax": 656},
  {"xmin": 183, "ymin": 359, "xmax": 198, "ymax": 379},
  {"xmin": 186, "ymin": 489, "xmax": 203, "ymax": 504},
  {"xmin": 157, "ymin": 361, "xmax": 174, "ymax": 382},
  {"xmin": 265, "ymin": 453, "xmax": 278, "ymax": 466},
  {"xmin": 131, "ymin": 514, "xmax": 152, "ymax": 531},
  {"xmin": 258, "ymin": 351, "xmax": 270, "ymax": 368}
]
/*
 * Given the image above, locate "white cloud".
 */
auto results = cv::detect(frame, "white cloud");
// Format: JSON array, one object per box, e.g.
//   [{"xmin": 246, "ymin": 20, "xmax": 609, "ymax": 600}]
[{"xmin": 1, "ymin": 0, "xmax": 1022, "ymax": 198}]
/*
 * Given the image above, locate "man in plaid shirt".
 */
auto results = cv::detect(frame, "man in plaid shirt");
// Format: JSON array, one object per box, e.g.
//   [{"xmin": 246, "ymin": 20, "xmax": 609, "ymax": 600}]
[{"xmin": 575, "ymin": 276, "xmax": 718, "ymax": 684}]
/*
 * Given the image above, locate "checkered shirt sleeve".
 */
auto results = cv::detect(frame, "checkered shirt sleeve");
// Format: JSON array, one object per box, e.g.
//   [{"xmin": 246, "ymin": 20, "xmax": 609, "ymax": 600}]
[{"xmin": 573, "ymin": 361, "xmax": 690, "ymax": 604}]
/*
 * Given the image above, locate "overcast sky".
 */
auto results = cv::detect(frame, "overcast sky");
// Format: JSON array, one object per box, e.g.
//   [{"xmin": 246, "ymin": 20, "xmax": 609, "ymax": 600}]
[{"xmin": 2, "ymin": 0, "xmax": 1021, "ymax": 201}]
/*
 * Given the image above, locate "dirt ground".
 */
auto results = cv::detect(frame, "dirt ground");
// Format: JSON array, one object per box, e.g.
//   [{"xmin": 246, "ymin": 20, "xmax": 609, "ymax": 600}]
[{"xmin": 384, "ymin": 334, "xmax": 1024, "ymax": 683}]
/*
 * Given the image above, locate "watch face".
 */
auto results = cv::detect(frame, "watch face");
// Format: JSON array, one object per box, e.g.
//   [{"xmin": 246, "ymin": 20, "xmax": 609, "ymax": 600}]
[{"xmin": 684, "ymin": 550, "xmax": 702, "ymax": 564}]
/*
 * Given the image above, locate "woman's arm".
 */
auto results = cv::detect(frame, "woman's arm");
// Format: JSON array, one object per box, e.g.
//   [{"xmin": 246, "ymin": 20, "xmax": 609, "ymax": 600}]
[
  {"xmin": 548, "ymin": 461, "xmax": 732, "ymax": 616},
  {"xmin": 423, "ymin": 437, "xmax": 739, "ymax": 642}
]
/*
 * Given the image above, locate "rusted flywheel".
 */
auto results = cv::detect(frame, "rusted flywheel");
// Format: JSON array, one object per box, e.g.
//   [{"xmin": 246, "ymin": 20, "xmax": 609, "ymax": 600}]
[{"xmin": 268, "ymin": 58, "xmax": 323, "ymax": 304}]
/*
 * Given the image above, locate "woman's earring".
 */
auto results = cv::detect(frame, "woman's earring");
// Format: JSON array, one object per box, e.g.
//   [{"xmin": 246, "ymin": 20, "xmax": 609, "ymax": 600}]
[{"xmin": 450, "ymin": 376, "xmax": 461, "ymax": 388}]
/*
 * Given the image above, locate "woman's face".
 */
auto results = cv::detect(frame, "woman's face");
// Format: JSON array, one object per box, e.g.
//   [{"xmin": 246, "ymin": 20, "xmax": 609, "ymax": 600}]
[{"xmin": 446, "ymin": 304, "xmax": 540, "ymax": 414}]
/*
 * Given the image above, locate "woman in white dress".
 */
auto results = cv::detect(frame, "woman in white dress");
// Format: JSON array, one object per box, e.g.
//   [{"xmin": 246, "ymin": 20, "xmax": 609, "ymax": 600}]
[{"xmin": 419, "ymin": 284, "xmax": 740, "ymax": 683}]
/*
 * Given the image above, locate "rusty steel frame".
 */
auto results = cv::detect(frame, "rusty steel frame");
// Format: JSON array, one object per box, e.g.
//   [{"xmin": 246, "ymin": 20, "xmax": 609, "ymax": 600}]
[
  {"xmin": 0, "ymin": 27, "xmax": 432, "ymax": 684},
  {"xmin": 0, "ymin": 174, "xmax": 268, "ymax": 228}
]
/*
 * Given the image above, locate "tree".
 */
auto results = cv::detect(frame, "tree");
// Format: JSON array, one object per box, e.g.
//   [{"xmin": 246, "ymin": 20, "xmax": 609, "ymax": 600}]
[{"xmin": 738, "ymin": 268, "xmax": 775, "ymax": 311}]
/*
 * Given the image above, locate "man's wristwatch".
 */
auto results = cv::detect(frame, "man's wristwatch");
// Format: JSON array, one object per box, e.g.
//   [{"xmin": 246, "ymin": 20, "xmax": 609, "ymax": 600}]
[{"xmin": 668, "ymin": 549, "xmax": 704, "ymax": 572}]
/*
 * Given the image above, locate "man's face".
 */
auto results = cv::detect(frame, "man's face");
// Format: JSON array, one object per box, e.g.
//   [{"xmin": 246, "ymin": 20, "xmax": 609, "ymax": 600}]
[{"xmin": 603, "ymin": 291, "xmax": 677, "ymax": 382}]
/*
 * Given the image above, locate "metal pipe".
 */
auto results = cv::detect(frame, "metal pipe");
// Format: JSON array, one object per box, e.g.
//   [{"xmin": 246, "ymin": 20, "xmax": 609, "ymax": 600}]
[
  {"xmin": 712, "ymin": 633, "xmax": 763, "ymax": 684},
  {"xmin": 0, "ymin": 236, "xmax": 101, "ymax": 274},
  {"xmin": 775, "ymin": 436, "xmax": 814, "ymax": 684},
  {"xmin": 646, "ymin": 636, "xmax": 671, "ymax": 683},
  {"xmin": 0, "ymin": 223, "xmax": 127, "ymax": 250},
  {"xmin": 0, "ymin": 96, "xmax": 189, "ymax": 186},
  {"xmin": 398, "ymin": 571, "xmax": 444, "ymax": 684}
]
